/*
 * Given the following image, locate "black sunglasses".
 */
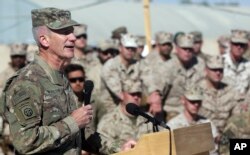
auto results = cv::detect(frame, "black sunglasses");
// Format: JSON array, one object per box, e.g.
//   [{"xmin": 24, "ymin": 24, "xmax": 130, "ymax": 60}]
[
  {"xmin": 76, "ymin": 34, "xmax": 87, "ymax": 39},
  {"xmin": 69, "ymin": 77, "xmax": 85, "ymax": 83},
  {"xmin": 125, "ymin": 47, "xmax": 137, "ymax": 52},
  {"xmin": 232, "ymin": 42, "xmax": 248, "ymax": 48},
  {"xmin": 188, "ymin": 100, "xmax": 202, "ymax": 105}
]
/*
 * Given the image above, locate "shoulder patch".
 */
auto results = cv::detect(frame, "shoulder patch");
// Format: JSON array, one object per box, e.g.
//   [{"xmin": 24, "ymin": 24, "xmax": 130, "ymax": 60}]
[{"xmin": 13, "ymin": 90, "xmax": 30, "ymax": 106}]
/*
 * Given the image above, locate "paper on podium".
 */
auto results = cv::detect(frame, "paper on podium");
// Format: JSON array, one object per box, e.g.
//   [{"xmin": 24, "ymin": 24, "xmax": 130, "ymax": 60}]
[{"xmin": 112, "ymin": 122, "xmax": 214, "ymax": 155}]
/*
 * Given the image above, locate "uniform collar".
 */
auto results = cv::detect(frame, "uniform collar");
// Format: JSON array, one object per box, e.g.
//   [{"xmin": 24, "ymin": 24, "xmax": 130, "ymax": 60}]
[{"xmin": 34, "ymin": 55, "xmax": 64, "ymax": 85}]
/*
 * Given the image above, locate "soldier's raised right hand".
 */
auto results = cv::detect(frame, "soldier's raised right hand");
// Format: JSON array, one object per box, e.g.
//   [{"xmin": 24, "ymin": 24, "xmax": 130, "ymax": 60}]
[{"xmin": 70, "ymin": 105, "xmax": 93, "ymax": 129}]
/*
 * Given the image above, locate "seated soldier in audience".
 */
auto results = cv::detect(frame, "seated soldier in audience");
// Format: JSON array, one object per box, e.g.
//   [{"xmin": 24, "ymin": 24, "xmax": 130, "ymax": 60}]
[
  {"xmin": 167, "ymin": 86, "xmax": 219, "ymax": 155},
  {"xmin": 97, "ymin": 80, "xmax": 158, "ymax": 152},
  {"xmin": 198, "ymin": 55, "xmax": 242, "ymax": 135}
]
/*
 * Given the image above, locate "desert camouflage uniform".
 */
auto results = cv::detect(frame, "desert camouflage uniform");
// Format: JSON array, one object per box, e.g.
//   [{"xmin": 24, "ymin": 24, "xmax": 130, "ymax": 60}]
[
  {"xmin": 0, "ymin": 65, "xmax": 16, "ymax": 94},
  {"xmin": 219, "ymin": 104, "xmax": 250, "ymax": 155},
  {"xmin": 99, "ymin": 56, "xmax": 141, "ymax": 117},
  {"xmin": 198, "ymin": 79, "xmax": 240, "ymax": 134},
  {"xmin": 97, "ymin": 105, "xmax": 154, "ymax": 146},
  {"xmin": 154, "ymin": 55, "xmax": 205, "ymax": 120},
  {"xmin": 0, "ymin": 55, "xmax": 119, "ymax": 155},
  {"xmin": 140, "ymin": 51, "xmax": 169, "ymax": 96},
  {"xmin": 222, "ymin": 52, "xmax": 250, "ymax": 95},
  {"xmin": 167, "ymin": 112, "xmax": 218, "ymax": 137}
]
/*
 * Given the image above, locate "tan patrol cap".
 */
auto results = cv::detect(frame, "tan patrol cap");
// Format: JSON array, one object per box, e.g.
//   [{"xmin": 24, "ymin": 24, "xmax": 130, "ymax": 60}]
[
  {"xmin": 205, "ymin": 55, "xmax": 224, "ymax": 69},
  {"xmin": 231, "ymin": 29, "xmax": 248, "ymax": 44},
  {"xmin": 74, "ymin": 24, "xmax": 87, "ymax": 37},
  {"xmin": 136, "ymin": 35, "xmax": 146, "ymax": 47},
  {"xmin": 176, "ymin": 34, "xmax": 194, "ymax": 48},
  {"xmin": 189, "ymin": 31, "xmax": 202, "ymax": 42},
  {"xmin": 10, "ymin": 43, "xmax": 28, "ymax": 56},
  {"xmin": 98, "ymin": 39, "xmax": 115, "ymax": 51},
  {"xmin": 120, "ymin": 34, "xmax": 138, "ymax": 48},
  {"xmin": 123, "ymin": 80, "xmax": 142, "ymax": 93},
  {"xmin": 184, "ymin": 86, "xmax": 203, "ymax": 101},
  {"xmin": 155, "ymin": 31, "xmax": 173, "ymax": 44},
  {"xmin": 217, "ymin": 35, "xmax": 230, "ymax": 47},
  {"xmin": 31, "ymin": 7, "xmax": 79, "ymax": 30}
]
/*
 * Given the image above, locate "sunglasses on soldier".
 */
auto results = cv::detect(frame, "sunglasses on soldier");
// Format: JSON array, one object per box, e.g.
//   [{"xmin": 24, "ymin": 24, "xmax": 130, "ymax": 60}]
[
  {"xmin": 69, "ymin": 77, "xmax": 85, "ymax": 83},
  {"xmin": 76, "ymin": 34, "xmax": 87, "ymax": 39},
  {"xmin": 232, "ymin": 42, "xmax": 248, "ymax": 48}
]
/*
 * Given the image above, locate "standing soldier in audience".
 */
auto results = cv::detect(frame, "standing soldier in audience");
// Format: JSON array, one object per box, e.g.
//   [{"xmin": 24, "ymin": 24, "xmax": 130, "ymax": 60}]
[
  {"xmin": 99, "ymin": 34, "xmax": 140, "ymax": 119},
  {"xmin": 87, "ymin": 39, "xmax": 118, "ymax": 93},
  {"xmin": 142, "ymin": 31, "xmax": 173, "ymax": 71},
  {"xmin": 189, "ymin": 31, "xmax": 207, "ymax": 59},
  {"xmin": 243, "ymin": 31, "xmax": 250, "ymax": 60},
  {"xmin": 71, "ymin": 24, "xmax": 91, "ymax": 68},
  {"xmin": 134, "ymin": 35, "xmax": 145, "ymax": 61},
  {"xmin": 153, "ymin": 33, "xmax": 205, "ymax": 121},
  {"xmin": 217, "ymin": 35, "xmax": 230, "ymax": 55},
  {"xmin": 140, "ymin": 31, "xmax": 173, "ymax": 121},
  {"xmin": 111, "ymin": 26, "xmax": 128, "ymax": 49},
  {"xmin": 198, "ymin": 55, "xmax": 241, "ymax": 135},
  {"xmin": 0, "ymin": 43, "xmax": 27, "ymax": 94},
  {"xmin": 222, "ymin": 29, "xmax": 250, "ymax": 95}
]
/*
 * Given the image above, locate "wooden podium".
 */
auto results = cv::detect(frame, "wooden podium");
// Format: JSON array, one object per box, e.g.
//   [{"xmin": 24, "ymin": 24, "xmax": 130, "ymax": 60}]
[{"xmin": 113, "ymin": 123, "xmax": 214, "ymax": 155}]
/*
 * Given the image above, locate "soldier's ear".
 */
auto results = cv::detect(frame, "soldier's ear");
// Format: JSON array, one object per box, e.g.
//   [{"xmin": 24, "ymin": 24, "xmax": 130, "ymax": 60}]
[
  {"xmin": 39, "ymin": 35, "xmax": 50, "ymax": 47},
  {"xmin": 180, "ymin": 96, "xmax": 185, "ymax": 105}
]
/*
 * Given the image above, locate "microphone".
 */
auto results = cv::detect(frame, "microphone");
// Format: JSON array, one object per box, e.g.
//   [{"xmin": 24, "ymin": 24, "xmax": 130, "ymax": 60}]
[
  {"xmin": 84, "ymin": 80, "xmax": 94, "ymax": 105},
  {"xmin": 126, "ymin": 103, "xmax": 170, "ymax": 130}
]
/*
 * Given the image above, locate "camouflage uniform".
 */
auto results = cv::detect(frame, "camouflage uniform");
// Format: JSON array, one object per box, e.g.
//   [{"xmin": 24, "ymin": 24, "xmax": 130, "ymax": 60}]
[
  {"xmin": 189, "ymin": 31, "xmax": 208, "ymax": 59},
  {"xmin": 1, "ymin": 54, "xmax": 120, "ymax": 154},
  {"xmin": 97, "ymin": 80, "xmax": 154, "ymax": 147},
  {"xmin": 222, "ymin": 30, "xmax": 250, "ymax": 95},
  {"xmin": 199, "ymin": 55, "xmax": 242, "ymax": 134},
  {"xmin": 198, "ymin": 79, "xmax": 240, "ymax": 134},
  {"xmin": 167, "ymin": 85, "xmax": 219, "ymax": 155},
  {"xmin": 99, "ymin": 55, "xmax": 141, "ymax": 117},
  {"xmin": 167, "ymin": 113, "xmax": 218, "ymax": 137},
  {"xmin": 223, "ymin": 53, "xmax": 250, "ymax": 95},
  {"xmin": 97, "ymin": 105, "xmax": 154, "ymax": 146},
  {"xmin": 0, "ymin": 8, "xmax": 120, "ymax": 155},
  {"xmin": 219, "ymin": 106, "xmax": 250, "ymax": 155},
  {"xmin": 87, "ymin": 39, "xmax": 116, "ymax": 93},
  {"xmin": 155, "ymin": 55, "xmax": 205, "ymax": 119},
  {"xmin": 0, "ymin": 43, "xmax": 27, "ymax": 94},
  {"xmin": 153, "ymin": 34, "xmax": 205, "ymax": 120},
  {"xmin": 98, "ymin": 34, "xmax": 142, "ymax": 119}
]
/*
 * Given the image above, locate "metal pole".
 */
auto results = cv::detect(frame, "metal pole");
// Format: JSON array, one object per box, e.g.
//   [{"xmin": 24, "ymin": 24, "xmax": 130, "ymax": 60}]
[{"xmin": 143, "ymin": 0, "xmax": 152, "ymax": 52}]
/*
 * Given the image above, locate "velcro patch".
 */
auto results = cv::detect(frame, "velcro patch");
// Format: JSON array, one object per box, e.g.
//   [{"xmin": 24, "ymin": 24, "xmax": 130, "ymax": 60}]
[{"xmin": 13, "ymin": 90, "xmax": 30, "ymax": 106}]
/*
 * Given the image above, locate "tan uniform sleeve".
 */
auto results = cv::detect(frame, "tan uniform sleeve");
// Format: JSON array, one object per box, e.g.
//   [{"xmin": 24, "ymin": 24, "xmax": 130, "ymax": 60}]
[{"xmin": 101, "ymin": 60, "xmax": 122, "ymax": 99}]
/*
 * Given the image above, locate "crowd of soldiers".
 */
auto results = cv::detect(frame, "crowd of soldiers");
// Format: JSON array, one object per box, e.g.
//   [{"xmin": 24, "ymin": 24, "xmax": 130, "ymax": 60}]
[{"xmin": 1, "ymin": 8, "xmax": 250, "ymax": 155}]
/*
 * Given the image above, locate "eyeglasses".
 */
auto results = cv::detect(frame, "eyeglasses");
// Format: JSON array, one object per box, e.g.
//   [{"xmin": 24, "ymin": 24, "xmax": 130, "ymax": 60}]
[{"xmin": 69, "ymin": 77, "xmax": 85, "ymax": 83}]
